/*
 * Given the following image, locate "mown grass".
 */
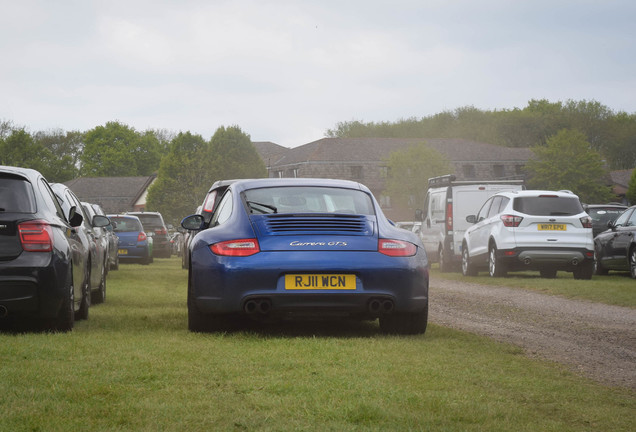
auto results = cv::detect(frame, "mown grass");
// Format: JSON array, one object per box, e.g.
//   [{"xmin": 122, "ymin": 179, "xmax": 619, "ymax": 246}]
[
  {"xmin": 1, "ymin": 258, "xmax": 634, "ymax": 431},
  {"xmin": 430, "ymin": 265, "xmax": 636, "ymax": 307}
]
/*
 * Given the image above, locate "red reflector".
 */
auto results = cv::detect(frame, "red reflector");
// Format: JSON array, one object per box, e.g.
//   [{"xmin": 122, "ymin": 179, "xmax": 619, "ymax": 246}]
[
  {"xmin": 18, "ymin": 220, "xmax": 54, "ymax": 252},
  {"xmin": 446, "ymin": 202, "xmax": 453, "ymax": 231},
  {"xmin": 378, "ymin": 239, "xmax": 417, "ymax": 257},
  {"xmin": 211, "ymin": 239, "xmax": 260, "ymax": 256},
  {"xmin": 504, "ymin": 250, "xmax": 517, "ymax": 256}
]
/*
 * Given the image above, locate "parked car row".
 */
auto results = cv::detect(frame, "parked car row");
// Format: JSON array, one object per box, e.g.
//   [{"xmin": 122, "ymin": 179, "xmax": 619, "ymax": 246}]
[{"xmin": 0, "ymin": 166, "xmax": 118, "ymax": 332}]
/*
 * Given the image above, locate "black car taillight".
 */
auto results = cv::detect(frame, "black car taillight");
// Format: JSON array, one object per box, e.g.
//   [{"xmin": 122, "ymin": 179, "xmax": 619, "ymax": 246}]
[{"xmin": 18, "ymin": 220, "xmax": 54, "ymax": 252}]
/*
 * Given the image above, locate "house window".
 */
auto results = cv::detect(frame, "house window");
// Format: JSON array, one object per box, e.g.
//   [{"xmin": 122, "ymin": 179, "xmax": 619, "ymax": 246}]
[
  {"xmin": 462, "ymin": 165, "xmax": 475, "ymax": 179},
  {"xmin": 274, "ymin": 170, "xmax": 284, "ymax": 178},
  {"xmin": 493, "ymin": 164, "xmax": 505, "ymax": 178},
  {"xmin": 350, "ymin": 166, "xmax": 363, "ymax": 180},
  {"xmin": 378, "ymin": 195, "xmax": 391, "ymax": 208},
  {"xmin": 515, "ymin": 165, "xmax": 524, "ymax": 177},
  {"xmin": 379, "ymin": 166, "xmax": 390, "ymax": 178}
]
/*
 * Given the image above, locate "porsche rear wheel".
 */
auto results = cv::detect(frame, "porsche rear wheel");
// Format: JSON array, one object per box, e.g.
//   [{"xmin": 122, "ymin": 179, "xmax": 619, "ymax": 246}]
[{"xmin": 379, "ymin": 302, "xmax": 428, "ymax": 335}]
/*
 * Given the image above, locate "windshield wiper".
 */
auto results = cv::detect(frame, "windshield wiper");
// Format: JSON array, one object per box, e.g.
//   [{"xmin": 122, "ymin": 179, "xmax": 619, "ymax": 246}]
[{"xmin": 246, "ymin": 200, "xmax": 278, "ymax": 214}]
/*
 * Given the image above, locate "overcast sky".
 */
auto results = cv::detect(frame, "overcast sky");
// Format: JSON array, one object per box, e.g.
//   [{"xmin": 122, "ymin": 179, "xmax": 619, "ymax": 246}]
[{"xmin": 1, "ymin": 0, "xmax": 635, "ymax": 148}]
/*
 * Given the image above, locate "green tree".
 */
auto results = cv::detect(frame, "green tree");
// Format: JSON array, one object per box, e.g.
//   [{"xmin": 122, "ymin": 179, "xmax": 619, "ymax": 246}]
[
  {"xmin": 384, "ymin": 143, "xmax": 450, "ymax": 212},
  {"xmin": 626, "ymin": 169, "xmax": 636, "ymax": 205},
  {"xmin": 146, "ymin": 132, "xmax": 212, "ymax": 225},
  {"xmin": 0, "ymin": 128, "xmax": 54, "ymax": 176},
  {"xmin": 146, "ymin": 126, "xmax": 267, "ymax": 225},
  {"xmin": 80, "ymin": 121, "xmax": 162, "ymax": 177},
  {"xmin": 33, "ymin": 129, "xmax": 84, "ymax": 182},
  {"xmin": 209, "ymin": 126, "xmax": 267, "ymax": 180},
  {"xmin": 525, "ymin": 129, "xmax": 613, "ymax": 203}
]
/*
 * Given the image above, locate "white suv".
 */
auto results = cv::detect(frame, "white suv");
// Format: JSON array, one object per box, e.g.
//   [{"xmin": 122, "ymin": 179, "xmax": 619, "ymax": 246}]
[{"xmin": 461, "ymin": 190, "xmax": 594, "ymax": 279}]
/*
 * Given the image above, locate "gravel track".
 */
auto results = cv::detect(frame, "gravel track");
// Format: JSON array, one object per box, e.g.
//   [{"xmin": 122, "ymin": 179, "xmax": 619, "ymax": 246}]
[{"xmin": 428, "ymin": 276, "xmax": 636, "ymax": 390}]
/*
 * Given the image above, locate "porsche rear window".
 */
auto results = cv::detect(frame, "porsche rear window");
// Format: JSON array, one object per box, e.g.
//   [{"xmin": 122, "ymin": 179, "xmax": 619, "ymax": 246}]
[
  {"xmin": 513, "ymin": 196, "xmax": 583, "ymax": 216},
  {"xmin": 243, "ymin": 186, "xmax": 375, "ymax": 215},
  {"xmin": 0, "ymin": 177, "xmax": 36, "ymax": 213}
]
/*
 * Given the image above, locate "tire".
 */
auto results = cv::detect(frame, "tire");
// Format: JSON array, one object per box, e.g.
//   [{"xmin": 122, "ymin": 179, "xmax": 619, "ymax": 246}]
[
  {"xmin": 488, "ymin": 245, "xmax": 507, "ymax": 277},
  {"xmin": 92, "ymin": 265, "xmax": 107, "ymax": 304},
  {"xmin": 379, "ymin": 302, "xmax": 428, "ymax": 335},
  {"xmin": 461, "ymin": 246, "xmax": 477, "ymax": 276},
  {"xmin": 573, "ymin": 262, "xmax": 594, "ymax": 280},
  {"xmin": 111, "ymin": 255, "xmax": 119, "ymax": 271},
  {"xmin": 594, "ymin": 257, "xmax": 608, "ymax": 275},
  {"xmin": 47, "ymin": 268, "xmax": 75, "ymax": 332},
  {"xmin": 539, "ymin": 268, "xmax": 557, "ymax": 278},
  {"xmin": 439, "ymin": 246, "xmax": 451, "ymax": 273},
  {"xmin": 629, "ymin": 248, "xmax": 636, "ymax": 280},
  {"xmin": 76, "ymin": 280, "xmax": 90, "ymax": 321}
]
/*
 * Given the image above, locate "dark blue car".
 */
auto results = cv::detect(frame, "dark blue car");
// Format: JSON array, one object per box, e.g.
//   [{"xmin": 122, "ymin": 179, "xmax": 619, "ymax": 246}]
[
  {"xmin": 181, "ymin": 178, "xmax": 429, "ymax": 334},
  {"xmin": 108, "ymin": 214, "xmax": 153, "ymax": 265}
]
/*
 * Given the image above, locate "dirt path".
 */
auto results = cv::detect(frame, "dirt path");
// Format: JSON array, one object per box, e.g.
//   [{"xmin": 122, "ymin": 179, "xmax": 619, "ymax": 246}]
[{"xmin": 428, "ymin": 276, "xmax": 636, "ymax": 390}]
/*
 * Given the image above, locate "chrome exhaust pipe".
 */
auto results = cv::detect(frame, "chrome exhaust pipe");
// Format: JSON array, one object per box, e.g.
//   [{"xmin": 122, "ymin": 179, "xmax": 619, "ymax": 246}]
[
  {"xmin": 381, "ymin": 300, "xmax": 394, "ymax": 314},
  {"xmin": 244, "ymin": 299, "xmax": 272, "ymax": 315},
  {"xmin": 572, "ymin": 259, "xmax": 579, "ymax": 266},
  {"xmin": 524, "ymin": 257, "xmax": 532, "ymax": 265},
  {"xmin": 0, "ymin": 305, "xmax": 8, "ymax": 318},
  {"xmin": 369, "ymin": 299, "xmax": 382, "ymax": 313}
]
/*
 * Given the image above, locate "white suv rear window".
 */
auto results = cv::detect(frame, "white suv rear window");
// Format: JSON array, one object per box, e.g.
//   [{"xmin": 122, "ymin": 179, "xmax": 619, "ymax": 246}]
[{"xmin": 512, "ymin": 196, "xmax": 583, "ymax": 216}]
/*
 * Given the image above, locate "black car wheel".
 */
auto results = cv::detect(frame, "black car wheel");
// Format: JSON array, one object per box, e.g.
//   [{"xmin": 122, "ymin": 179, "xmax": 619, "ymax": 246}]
[
  {"xmin": 92, "ymin": 265, "xmax": 107, "ymax": 304},
  {"xmin": 76, "ymin": 280, "xmax": 90, "ymax": 321},
  {"xmin": 379, "ymin": 303, "xmax": 428, "ymax": 335},
  {"xmin": 461, "ymin": 247, "xmax": 477, "ymax": 276},
  {"xmin": 630, "ymin": 248, "xmax": 636, "ymax": 280},
  {"xmin": 47, "ymin": 268, "xmax": 75, "ymax": 332},
  {"xmin": 488, "ymin": 245, "xmax": 507, "ymax": 277}
]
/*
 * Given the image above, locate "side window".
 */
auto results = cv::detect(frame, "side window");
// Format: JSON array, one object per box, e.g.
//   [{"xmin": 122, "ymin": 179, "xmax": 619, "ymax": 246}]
[
  {"xmin": 627, "ymin": 210, "xmax": 636, "ymax": 227},
  {"xmin": 39, "ymin": 178, "xmax": 65, "ymax": 220},
  {"xmin": 212, "ymin": 191, "xmax": 233, "ymax": 226},
  {"xmin": 498, "ymin": 197, "xmax": 510, "ymax": 214},
  {"xmin": 613, "ymin": 210, "xmax": 631, "ymax": 227},
  {"xmin": 487, "ymin": 196, "xmax": 503, "ymax": 218},
  {"xmin": 476, "ymin": 198, "xmax": 493, "ymax": 222}
]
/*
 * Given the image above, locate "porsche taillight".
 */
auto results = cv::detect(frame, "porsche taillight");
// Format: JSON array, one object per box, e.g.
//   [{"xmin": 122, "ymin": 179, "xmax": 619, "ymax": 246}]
[
  {"xmin": 378, "ymin": 239, "xmax": 417, "ymax": 257},
  {"xmin": 18, "ymin": 220, "xmax": 54, "ymax": 252},
  {"xmin": 210, "ymin": 239, "xmax": 260, "ymax": 256}
]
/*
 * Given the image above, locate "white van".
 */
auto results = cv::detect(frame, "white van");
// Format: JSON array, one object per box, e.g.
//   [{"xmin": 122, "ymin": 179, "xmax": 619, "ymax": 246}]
[{"xmin": 418, "ymin": 175, "xmax": 524, "ymax": 271}]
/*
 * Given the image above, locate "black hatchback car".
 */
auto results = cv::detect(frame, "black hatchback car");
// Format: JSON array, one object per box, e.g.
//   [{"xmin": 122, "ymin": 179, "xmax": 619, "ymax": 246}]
[
  {"xmin": 594, "ymin": 205, "xmax": 636, "ymax": 278},
  {"xmin": 0, "ymin": 166, "xmax": 89, "ymax": 331}
]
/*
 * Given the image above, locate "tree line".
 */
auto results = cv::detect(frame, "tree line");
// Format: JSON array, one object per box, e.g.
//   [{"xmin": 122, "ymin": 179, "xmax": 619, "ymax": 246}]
[
  {"xmin": 326, "ymin": 99, "xmax": 636, "ymax": 170},
  {"xmin": 0, "ymin": 120, "xmax": 266, "ymax": 225}
]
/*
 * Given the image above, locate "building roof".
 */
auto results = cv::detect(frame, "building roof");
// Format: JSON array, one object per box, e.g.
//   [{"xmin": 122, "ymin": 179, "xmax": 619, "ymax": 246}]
[
  {"xmin": 64, "ymin": 175, "xmax": 156, "ymax": 213},
  {"xmin": 252, "ymin": 141, "xmax": 289, "ymax": 166},
  {"xmin": 271, "ymin": 137, "xmax": 533, "ymax": 167},
  {"xmin": 609, "ymin": 168, "xmax": 634, "ymax": 195}
]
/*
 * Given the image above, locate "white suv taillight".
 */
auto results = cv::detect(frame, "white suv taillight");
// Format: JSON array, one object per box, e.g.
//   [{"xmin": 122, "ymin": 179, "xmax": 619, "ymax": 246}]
[
  {"xmin": 500, "ymin": 214, "xmax": 523, "ymax": 228},
  {"xmin": 579, "ymin": 215, "xmax": 592, "ymax": 229},
  {"xmin": 18, "ymin": 220, "xmax": 54, "ymax": 252}
]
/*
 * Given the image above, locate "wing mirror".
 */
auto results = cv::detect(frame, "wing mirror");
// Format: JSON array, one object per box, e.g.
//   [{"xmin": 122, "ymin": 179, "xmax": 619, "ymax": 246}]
[
  {"xmin": 181, "ymin": 214, "xmax": 206, "ymax": 231},
  {"xmin": 466, "ymin": 215, "xmax": 477, "ymax": 224}
]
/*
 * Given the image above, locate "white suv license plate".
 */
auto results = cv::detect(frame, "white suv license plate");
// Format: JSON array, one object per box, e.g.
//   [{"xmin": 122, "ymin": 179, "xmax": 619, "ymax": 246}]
[{"xmin": 537, "ymin": 224, "xmax": 566, "ymax": 231}]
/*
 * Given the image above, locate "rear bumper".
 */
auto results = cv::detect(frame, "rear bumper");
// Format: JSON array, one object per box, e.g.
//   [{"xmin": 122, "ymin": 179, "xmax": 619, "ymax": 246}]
[
  {"xmin": 497, "ymin": 247, "xmax": 594, "ymax": 271},
  {"xmin": 190, "ymin": 249, "xmax": 429, "ymax": 317},
  {"xmin": 0, "ymin": 253, "xmax": 69, "ymax": 318}
]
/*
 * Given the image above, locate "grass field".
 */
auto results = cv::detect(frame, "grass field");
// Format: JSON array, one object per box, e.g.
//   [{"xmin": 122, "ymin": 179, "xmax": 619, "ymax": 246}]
[
  {"xmin": 430, "ymin": 265, "xmax": 636, "ymax": 308},
  {"xmin": 1, "ymin": 258, "xmax": 634, "ymax": 431}
]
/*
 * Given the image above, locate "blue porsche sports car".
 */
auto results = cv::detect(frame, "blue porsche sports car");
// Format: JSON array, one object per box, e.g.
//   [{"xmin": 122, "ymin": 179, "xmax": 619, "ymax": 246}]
[{"xmin": 181, "ymin": 178, "xmax": 429, "ymax": 334}]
